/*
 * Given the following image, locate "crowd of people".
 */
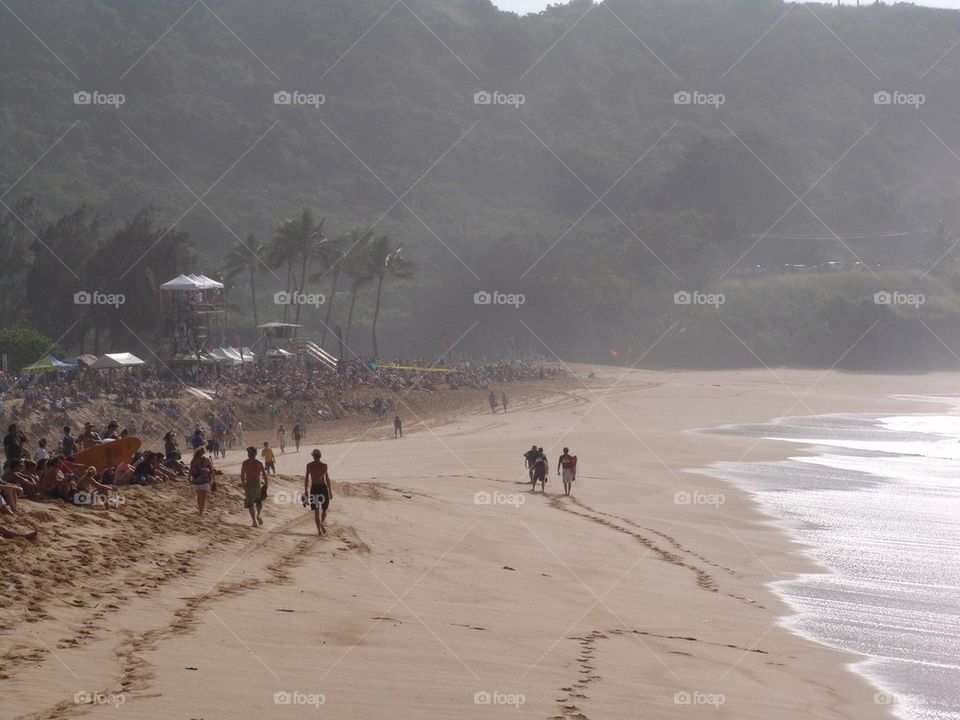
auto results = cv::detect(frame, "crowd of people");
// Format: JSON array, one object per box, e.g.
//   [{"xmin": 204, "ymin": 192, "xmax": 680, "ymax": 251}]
[{"xmin": 0, "ymin": 356, "xmax": 566, "ymax": 540}]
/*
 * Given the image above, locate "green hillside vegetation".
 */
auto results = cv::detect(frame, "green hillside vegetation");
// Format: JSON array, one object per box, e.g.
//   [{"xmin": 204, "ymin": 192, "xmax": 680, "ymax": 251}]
[{"xmin": 3, "ymin": 0, "xmax": 960, "ymax": 367}]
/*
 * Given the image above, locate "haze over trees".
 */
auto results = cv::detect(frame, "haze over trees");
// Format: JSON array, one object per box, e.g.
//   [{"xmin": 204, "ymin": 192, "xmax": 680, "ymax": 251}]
[{"xmin": 4, "ymin": 0, "xmax": 960, "ymax": 368}]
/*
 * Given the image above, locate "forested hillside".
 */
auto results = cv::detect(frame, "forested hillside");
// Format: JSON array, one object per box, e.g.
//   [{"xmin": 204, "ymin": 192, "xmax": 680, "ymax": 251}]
[{"xmin": 4, "ymin": 0, "xmax": 960, "ymax": 367}]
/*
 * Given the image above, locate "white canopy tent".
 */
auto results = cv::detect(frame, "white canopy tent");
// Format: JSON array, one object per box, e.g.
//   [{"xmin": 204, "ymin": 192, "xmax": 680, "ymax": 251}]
[
  {"xmin": 90, "ymin": 352, "xmax": 147, "ymax": 369},
  {"xmin": 159, "ymin": 274, "xmax": 200, "ymax": 290}
]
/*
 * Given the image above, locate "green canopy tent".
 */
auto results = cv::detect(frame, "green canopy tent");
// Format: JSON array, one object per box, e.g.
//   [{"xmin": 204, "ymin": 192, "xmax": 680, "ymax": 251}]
[{"xmin": 21, "ymin": 355, "xmax": 61, "ymax": 373}]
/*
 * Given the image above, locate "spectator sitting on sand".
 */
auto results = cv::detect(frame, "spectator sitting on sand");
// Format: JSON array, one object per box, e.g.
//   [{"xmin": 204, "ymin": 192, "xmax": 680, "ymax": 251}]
[
  {"xmin": 40, "ymin": 457, "xmax": 74, "ymax": 500},
  {"xmin": 74, "ymin": 466, "xmax": 116, "ymax": 509},
  {"xmin": 2, "ymin": 459, "xmax": 39, "ymax": 500},
  {"xmin": 115, "ymin": 453, "xmax": 138, "ymax": 486},
  {"xmin": 0, "ymin": 476, "xmax": 25, "ymax": 512}
]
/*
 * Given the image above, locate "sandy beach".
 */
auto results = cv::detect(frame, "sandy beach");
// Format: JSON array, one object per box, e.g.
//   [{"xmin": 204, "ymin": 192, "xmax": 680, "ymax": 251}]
[{"xmin": 3, "ymin": 365, "xmax": 954, "ymax": 720}]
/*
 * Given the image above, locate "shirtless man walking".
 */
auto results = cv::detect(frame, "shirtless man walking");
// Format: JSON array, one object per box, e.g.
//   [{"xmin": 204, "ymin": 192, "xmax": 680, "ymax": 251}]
[
  {"xmin": 241, "ymin": 447, "xmax": 268, "ymax": 527},
  {"xmin": 304, "ymin": 449, "xmax": 332, "ymax": 536}
]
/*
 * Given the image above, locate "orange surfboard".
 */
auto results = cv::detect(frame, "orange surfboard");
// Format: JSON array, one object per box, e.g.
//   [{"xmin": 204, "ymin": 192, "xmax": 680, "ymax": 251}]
[{"xmin": 71, "ymin": 437, "xmax": 142, "ymax": 473}]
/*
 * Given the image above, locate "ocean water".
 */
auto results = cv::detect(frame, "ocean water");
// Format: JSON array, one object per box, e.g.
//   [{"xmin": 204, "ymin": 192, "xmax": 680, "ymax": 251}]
[{"xmin": 701, "ymin": 400, "xmax": 960, "ymax": 720}]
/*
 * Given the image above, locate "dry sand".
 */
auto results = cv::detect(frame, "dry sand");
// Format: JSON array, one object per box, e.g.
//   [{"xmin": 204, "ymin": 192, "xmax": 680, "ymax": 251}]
[{"xmin": 2, "ymin": 365, "xmax": 952, "ymax": 719}]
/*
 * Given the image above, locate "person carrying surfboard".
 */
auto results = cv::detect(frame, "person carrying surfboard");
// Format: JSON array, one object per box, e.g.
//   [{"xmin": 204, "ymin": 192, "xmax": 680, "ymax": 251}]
[
  {"xmin": 532, "ymin": 447, "xmax": 549, "ymax": 493},
  {"xmin": 558, "ymin": 447, "xmax": 577, "ymax": 497}
]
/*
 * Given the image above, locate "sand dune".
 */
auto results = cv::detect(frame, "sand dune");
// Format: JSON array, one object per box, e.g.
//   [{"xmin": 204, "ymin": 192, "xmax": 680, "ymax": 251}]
[{"xmin": 3, "ymin": 365, "xmax": 951, "ymax": 719}]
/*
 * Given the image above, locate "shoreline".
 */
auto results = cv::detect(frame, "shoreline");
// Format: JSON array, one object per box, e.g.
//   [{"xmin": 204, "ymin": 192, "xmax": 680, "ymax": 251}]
[
  {"xmin": 4, "ymin": 366, "xmax": 958, "ymax": 718},
  {"xmin": 690, "ymin": 392, "xmax": 960, "ymax": 720}
]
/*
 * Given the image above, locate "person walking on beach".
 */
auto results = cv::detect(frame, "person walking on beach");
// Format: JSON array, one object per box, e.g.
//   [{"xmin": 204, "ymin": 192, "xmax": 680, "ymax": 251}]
[
  {"xmin": 241, "ymin": 447, "xmax": 268, "ymax": 527},
  {"xmin": 558, "ymin": 447, "xmax": 576, "ymax": 497},
  {"xmin": 523, "ymin": 444, "xmax": 539, "ymax": 483},
  {"xmin": 189, "ymin": 447, "xmax": 214, "ymax": 516},
  {"xmin": 292, "ymin": 423, "xmax": 303, "ymax": 453},
  {"xmin": 501, "ymin": 393, "xmax": 509, "ymax": 413},
  {"xmin": 394, "ymin": 415, "xmax": 403, "ymax": 438},
  {"xmin": 532, "ymin": 447, "xmax": 548, "ymax": 493},
  {"xmin": 304, "ymin": 449, "xmax": 332, "ymax": 536},
  {"xmin": 277, "ymin": 424, "xmax": 286, "ymax": 453},
  {"xmin": 488, "ymin": 391, "xmax": 497, "ymax": 413},
  {"xmin": 262, "ymin": 441, "xmax": 276, "ymax": 474}
]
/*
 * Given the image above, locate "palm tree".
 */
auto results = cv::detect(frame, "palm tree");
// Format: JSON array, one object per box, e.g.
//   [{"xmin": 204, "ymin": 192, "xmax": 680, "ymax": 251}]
[
  {"xmin": 270, "ymin": 209, "xmax": 325, "ymax": 333},
  {"xmin": 310, "ymin": 230, "xmax": 351, "ymax": 347},
  {"xmin": 367, "ymin": 233, "xmax": 415, "ymax": 359},
  {"xmin": 342, "ymin": 232, "xmax": 375, "ymax": 351},
  {"xmin": 222, "ymin": 234, "xmax": 265, "ymax": 329}
]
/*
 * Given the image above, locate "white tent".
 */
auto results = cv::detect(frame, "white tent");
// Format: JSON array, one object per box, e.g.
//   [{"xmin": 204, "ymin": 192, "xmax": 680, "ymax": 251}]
[
  {"xmin": 196, "ymin": 274, "xmax": 224, "ymax": 289},
  {"xmin": 186, "ymin": 274, "xmax": 224, "ymax": 290},
  {"xmin": 160, "ymin": 274, "xmax": 201, "ymax": 290},
  {"xmin": 90, "ymin": 352, "xmax": 146, "ymax": 369}
]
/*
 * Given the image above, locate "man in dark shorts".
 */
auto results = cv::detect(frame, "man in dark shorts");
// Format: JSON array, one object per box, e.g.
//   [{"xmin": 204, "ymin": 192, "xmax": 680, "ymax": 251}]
[
  {"xmin": 523, "ymin": 444, "xmax": 539, "ymax": 484},
  {"xmin": 241, "ymin": 446, "xmax": 268, "ymax": 527},
  {"xmin": 292, "ymin": 423, "xmax": 304, "ymax": 453},
  {"xmin": 304, "ymin": 449, "xmax": 332, "ymax": 536},
  {"xmin": 532, "ymin": 447, "xmax": 548, "ymax": 493}
]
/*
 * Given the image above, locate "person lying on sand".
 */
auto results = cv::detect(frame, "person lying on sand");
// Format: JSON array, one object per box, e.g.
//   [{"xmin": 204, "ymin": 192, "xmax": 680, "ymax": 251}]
[
  {"xmin": 241, "ymin": 447, "xmax": 268, "ymax": 527},
  {"xmin": 304, "ymin": 449, "xmax": 332, "ymax": 536}
]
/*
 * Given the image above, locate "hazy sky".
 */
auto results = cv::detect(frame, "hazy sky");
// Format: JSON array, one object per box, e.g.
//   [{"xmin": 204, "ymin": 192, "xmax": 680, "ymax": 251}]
[{"xmin": 493, "ymin": 0, "xmax": 960, "ymax": 14}]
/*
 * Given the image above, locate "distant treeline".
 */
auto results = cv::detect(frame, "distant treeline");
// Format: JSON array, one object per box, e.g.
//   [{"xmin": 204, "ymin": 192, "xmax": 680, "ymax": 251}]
[{"xmin": 4, "ymin": 0, "xmax": 960, "ymax": 367}]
